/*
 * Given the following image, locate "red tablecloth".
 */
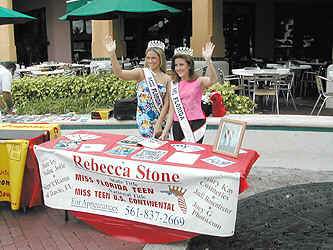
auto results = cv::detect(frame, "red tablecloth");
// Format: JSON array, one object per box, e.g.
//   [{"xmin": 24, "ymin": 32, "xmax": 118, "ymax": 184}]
[
  {"xmin": 0, "ymin": 123, "xmax": 60, "ymax": 210},
  {"xmin": 0, "ymin": 129, "xmax": 49, "ymax": 209},
  {"xmin": 38, "ymin": 131, "xmax": 259, "ymax": 243},
  {"xmin": 20, "ymin": 131, "xmax": 50, "ymax": 209}
]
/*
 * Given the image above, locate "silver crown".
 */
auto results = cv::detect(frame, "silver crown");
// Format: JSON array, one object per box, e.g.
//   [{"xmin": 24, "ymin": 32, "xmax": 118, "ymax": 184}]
[
  {"xmin": 174, "ymin": 47, "xmax": 193, "ymax": 56},
  {"xmin": 147, "ymin": 40, "xmax": 165, "ymax": 51}
]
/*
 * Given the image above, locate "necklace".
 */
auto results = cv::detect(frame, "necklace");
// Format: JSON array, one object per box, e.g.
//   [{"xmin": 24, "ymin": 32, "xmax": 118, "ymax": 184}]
[
  {"xmin": 150, "ymin": 69, "xmax": 161, "ymax": 76},
  {"xmin": 153, "ymin": 71, "xmax": 166, "ymax": 85}
]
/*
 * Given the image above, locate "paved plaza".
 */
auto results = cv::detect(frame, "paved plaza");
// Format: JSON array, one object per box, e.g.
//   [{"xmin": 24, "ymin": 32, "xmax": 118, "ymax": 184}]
[
  {"xmin": 1, "ymin": 96, "xmax": 333, "ymax": 250},
  {"xmin": 1, "ymin": 166, "xmax": 333, "ymax": 250}
]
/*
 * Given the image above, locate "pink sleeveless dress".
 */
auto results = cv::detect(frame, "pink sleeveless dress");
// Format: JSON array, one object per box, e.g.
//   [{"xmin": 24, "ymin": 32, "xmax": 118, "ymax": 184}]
[{"xmin": 173, "ymin": 78, "xmax": 205, "ymax": 122}]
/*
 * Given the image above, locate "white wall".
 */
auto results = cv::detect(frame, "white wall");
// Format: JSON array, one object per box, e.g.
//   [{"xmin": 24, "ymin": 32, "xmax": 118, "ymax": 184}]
[
  {"xmin": 14, "ymin": 0, "xmax": 72, "ymax": 63},
  {"xmin": 327, "ymin": 64, "xmax": 333, "ymax": 108}
]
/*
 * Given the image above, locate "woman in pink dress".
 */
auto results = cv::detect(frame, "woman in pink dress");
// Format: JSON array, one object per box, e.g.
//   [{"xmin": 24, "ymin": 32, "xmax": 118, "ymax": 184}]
[{"xmin": 157, "ymin": 42, "xmax": 217, "ymax": 143}]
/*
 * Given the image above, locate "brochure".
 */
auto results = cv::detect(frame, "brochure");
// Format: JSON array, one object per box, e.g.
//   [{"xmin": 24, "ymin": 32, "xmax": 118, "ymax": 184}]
[
  {"xmin": 131, "ymin": 148, "xmax": 168, "ymax": 162},
  {"xmin": 138, "ymin": 138, "xmax": 168, "ymax": 149},
  {"xmin": 166, "ymin": 152, "xmax": 200, "ymax": 165},
  {"xmin": 78, "ymin": 144, "xmax": 106, "ymax": 152},
  {"xmin": 170, "ymin": 144, "xmax": 204, "ymax": 152},
  {"xmin": 118, "ymin": 135, "xmax": 146, "ymax": 145},
  {"xmin": 105, "ymin": 144, "xmax": 140, "ymax": 156},
  {"xmin": 54, "ymin": 140, "xmax": 80, "ymax": 150},
  {"xmin": 65, "ymin": 134, "xmax": 101, "ymax": 141},
  {"xmin": 201, "ymin": 156, "xmax": 235, "ymax": 168}
]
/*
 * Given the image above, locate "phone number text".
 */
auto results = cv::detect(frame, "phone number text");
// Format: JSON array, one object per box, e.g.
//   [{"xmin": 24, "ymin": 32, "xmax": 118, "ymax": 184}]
[{"xmin": 124, "ymin": 206, "xmax": 185, "ymax": 226}]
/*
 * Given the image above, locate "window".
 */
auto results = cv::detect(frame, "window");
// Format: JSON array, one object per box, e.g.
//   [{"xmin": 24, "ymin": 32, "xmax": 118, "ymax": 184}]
[{"xmin": 70, "ymin": 20, "xmax": 92, "ymax": 62}]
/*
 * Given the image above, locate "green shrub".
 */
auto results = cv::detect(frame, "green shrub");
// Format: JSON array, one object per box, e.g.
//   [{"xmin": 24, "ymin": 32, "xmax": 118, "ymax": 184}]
[
  {"xmin": 11, "ymin": 74, "xmax": 255, "ymax": 115},
  {"xmin": 205, "ymin": 81, "xmax": 256, "ymax": 114},
  {"xmin": 12, "ymin": 73, "xmax": 137, "ymax": 115}
]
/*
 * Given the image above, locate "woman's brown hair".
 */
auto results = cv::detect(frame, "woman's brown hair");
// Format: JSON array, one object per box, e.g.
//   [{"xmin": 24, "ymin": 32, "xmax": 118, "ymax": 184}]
[{"xmin": 170, "ymin": 54, "xmax": 199, "ymax": 82}]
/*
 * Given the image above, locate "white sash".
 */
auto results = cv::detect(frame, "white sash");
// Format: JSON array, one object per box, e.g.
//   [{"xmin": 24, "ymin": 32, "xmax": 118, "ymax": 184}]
[
  {"xmin": 182, "ymin": 123, "xmax": 206, "ymax": 143},
  {"xmin": 143, "ymin": 68, "xmax": 163, "ymax": 113},
  {"xmin": 171, "ymin": 81, "xmax": 206, "ymax": 143}
]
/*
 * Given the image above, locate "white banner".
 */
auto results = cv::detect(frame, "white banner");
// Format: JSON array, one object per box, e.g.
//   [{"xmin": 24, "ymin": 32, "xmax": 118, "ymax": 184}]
[{"xmin": 34, "ymin": 145, "xmax": 240, "ymax": 237}]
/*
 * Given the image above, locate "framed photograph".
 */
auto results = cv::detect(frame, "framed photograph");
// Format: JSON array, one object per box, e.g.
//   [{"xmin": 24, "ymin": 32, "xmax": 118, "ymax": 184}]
[{"xmin": 213, "ymin": 118, "xmax": 247, "ymax": 158}]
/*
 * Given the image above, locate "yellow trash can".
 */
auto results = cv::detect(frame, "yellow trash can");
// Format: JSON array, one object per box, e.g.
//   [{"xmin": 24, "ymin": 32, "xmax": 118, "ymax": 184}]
[{"xmin": 0, "ymin": 140, "xmax": 29, "ymax": 210}]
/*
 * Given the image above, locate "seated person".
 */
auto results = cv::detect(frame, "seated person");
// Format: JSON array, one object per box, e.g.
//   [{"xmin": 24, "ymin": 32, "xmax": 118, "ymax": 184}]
[{"xmin": 0, "ymin": 62, "xmax": 16, "ymax": 114}]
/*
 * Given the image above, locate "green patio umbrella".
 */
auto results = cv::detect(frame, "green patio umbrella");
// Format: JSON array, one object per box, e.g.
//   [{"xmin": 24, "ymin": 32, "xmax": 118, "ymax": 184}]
[
  {"xmin": 0, "ymin": 5, "xmax": 37, "ymax": 25},
  {"xmin": 66, "ymin": 0, "xmax": 89, "ymax": 13},
  {"xmin": 59, "ymin": 0, "xmax": 181, "ymax": 21}
]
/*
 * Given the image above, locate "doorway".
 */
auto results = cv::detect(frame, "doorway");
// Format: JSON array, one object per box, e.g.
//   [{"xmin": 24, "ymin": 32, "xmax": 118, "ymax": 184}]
[{"xmin": 14, "ymin": 7, "xmax": 48, "ymax": 66}]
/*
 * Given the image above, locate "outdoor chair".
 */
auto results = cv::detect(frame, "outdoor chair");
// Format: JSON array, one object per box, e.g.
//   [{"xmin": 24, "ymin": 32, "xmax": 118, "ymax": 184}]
[
  {"xmin": 299, "ymin": 69, "xmax": 319, "ymax": 97},
  {"xmin": 217, "ymin": 67, "xmax": 243, "ymax": 92},
  {"xmin": 252, "ymin": 73, "xmax": 280, "ymax": 114},
  {"xmin": 194, "ymin": 61, "xmax": 208, "ymax": 76},
  {"xmin": 278, "ymin": 72, "xmax": 297, "ymax": 110},
  {"xmin": 310, "ymin": 76, "xmax": 333, "ymax": 115},
  {"xmin": 211, "ymin": 61, "xmax": 229, "ymax": 80}
]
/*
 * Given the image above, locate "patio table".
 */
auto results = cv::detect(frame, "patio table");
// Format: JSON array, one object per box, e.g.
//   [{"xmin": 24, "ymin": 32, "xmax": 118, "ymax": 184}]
[
  {"xmin": 30, "ymin": 69, "xmax": 66, "ymax": 76},
  {"xmin": 266, "ymin": 63, "xmax": 311, "ymax": 70},
  {"xmin": 232, "ymin": 68, "xmax": 290, "ymax": 77},
  {"xmin": 231, "ymin": 68, "xmax": 290, "ymax": 96}
]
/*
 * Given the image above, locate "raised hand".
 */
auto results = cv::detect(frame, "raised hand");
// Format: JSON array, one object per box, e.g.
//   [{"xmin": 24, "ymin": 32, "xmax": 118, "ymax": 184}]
[
  {"xmin": 202, "ymin": 42, "xmax": 215, "ymax": 62},
  {"xmin": 105, "ymin": 35, "xmax": 116, "ymax": 54}
]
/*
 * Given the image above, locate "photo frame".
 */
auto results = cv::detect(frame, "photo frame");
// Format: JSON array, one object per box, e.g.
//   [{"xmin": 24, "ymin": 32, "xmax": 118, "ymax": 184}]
[{"xmin": 213, "ymin": 118, "xmax": 247, "ymax": 158}]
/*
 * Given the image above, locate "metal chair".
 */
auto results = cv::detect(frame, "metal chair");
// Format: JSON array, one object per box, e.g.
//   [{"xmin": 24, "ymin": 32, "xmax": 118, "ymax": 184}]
[
  {"xmin": 252, "ymin": 73, "xmax": 281, "ymax": 114},
  {"xmin": 194, "ymin": 61, "xmax": 208, "ymax": 76},
  {"xmin": 299, "ymin": 69, "xmax": 319, "ymax": 97},
  {"xmin": 217, "ymin": 67, "xmax": 242, "ymax": 90},
  {"xmin": 278, "ymin": 72, "xmax": 297, "ymax": 110},
  {"xmin": 311, "ymin": 76, "xmax": 333, "ymax": 115}
]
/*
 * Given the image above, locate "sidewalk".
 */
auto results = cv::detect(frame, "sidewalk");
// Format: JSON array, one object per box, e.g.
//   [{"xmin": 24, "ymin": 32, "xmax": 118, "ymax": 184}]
[
  {"xmin": 187, "ymin": 168, "xmax": 333, "ymax": 250},
  {"xmin": 1, "ymin": 167, "xmax": 333, "ymax": 250},
  {"xmin": 1, "ymin": 96, "xmax": 333, "ymax": 249}
]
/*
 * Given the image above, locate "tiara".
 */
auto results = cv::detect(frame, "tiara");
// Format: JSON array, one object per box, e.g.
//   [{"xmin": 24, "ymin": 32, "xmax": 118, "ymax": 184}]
[
  {"xmin": 174, "ymin": 47, "xmax": 193, "ymax": 56},
  {"xmin": 147, "ymin": 40, "xmax": 165, "ymax": 51}
]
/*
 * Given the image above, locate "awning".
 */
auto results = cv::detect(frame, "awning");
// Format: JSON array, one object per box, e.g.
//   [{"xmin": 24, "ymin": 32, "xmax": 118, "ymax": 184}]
[
  {"xmin": 66, "ymin": 0, "xmax": 89, "ymax": 13},
  {"xmin": 59, "ymin": 0, "xmax": 181, "ymax": 21},
  {"xmin": 0, "ymin": 5, "xmax": 37, "ymax": 25}
]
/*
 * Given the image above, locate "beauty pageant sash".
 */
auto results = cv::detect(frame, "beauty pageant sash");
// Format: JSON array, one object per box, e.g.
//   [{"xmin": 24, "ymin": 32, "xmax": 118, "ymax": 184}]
[
  {"xmin": 171, "ymin": 81, "xmax": 206, "ymax": 143},
  {"xmin": 143, "ymin": 68, "xmax": 163, "ymax": 113}
]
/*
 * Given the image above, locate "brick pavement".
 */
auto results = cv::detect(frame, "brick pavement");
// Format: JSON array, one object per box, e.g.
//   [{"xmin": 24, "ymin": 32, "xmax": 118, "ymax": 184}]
[{"xmin": 0, "ymin": 203, "xmax": 145, "ymax": 250}]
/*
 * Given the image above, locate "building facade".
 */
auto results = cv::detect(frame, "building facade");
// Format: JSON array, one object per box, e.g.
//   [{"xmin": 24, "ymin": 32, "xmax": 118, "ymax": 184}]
[{"xmin": 1, "ymin": 0, "xmax": 332, "ymax": 65}]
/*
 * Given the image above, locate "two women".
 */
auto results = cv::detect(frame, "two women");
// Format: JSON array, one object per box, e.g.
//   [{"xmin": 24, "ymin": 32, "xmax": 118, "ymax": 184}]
[{"xmin": 105, "ymin": 36, "xmax": 217, "ymax": 143}]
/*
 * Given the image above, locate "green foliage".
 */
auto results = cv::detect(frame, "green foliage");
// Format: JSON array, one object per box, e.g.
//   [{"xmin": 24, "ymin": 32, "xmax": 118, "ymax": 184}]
[
  {"xmin": 12, "ymin": 73, "xmax": 137, "ymax": 115},
  {"xmin": 11, "ymin": 75, "xmax": 255, "ymax": 115},
  {"xmin": 205, "ymin": 81, "xmax": 256, "ymax": 114}
]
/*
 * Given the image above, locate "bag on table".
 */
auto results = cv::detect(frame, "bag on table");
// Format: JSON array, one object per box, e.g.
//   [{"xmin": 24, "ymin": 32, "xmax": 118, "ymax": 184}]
[{"xmin": 113, "ymin": 97, "xmax": 137, "ymax": 120}]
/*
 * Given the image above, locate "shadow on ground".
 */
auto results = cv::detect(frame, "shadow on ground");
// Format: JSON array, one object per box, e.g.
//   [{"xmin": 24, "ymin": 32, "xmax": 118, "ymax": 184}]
[{"xmin": 187, "ymin": 182, "xmax": 333, "ymax": 250}]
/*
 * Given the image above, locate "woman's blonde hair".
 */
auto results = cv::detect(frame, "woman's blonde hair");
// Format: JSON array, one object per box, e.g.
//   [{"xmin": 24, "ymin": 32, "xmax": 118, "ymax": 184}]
[
  {"xmin": 144, "ymin": 47, "xmax": 167, "ymax": 73},
  {"xmin": 171, "ymin": 54, "xmax": 199, "ymax": 82}
]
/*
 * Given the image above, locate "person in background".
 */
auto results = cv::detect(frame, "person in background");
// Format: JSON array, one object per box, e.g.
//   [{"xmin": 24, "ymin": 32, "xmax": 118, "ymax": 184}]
[
  {"xmin": 0, "ymin": 62, "xmax": 16, "ymax": 114},
  {"xmin": 105, "ymin": 36, "xmax": 170, "ymax": 138},
  {"xmin": 158, "ymin": 42, "xmax": 217, "ymax": 143}
]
